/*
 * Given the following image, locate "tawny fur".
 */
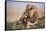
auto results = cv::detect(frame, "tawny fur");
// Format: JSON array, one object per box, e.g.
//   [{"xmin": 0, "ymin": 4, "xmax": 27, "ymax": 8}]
[{"xmin": 20, "ymin": 4, "xmax": 39, "ymax": 28}]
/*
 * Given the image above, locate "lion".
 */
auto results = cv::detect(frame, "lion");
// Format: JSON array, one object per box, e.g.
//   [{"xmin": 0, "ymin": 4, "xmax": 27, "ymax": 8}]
[{"xmin": 19, "ymin": 4, "xmax": 39, "ymax": 29}]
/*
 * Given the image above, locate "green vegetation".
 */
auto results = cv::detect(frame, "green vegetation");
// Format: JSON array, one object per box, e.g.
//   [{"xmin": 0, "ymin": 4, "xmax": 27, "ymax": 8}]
[
  {"xmin": 7, "ymin": 21, "xmax": 24, "ymax": 30},
  {"xmin": 6, "ymin": 16, "xmax": 45, "ymax": 30}
]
